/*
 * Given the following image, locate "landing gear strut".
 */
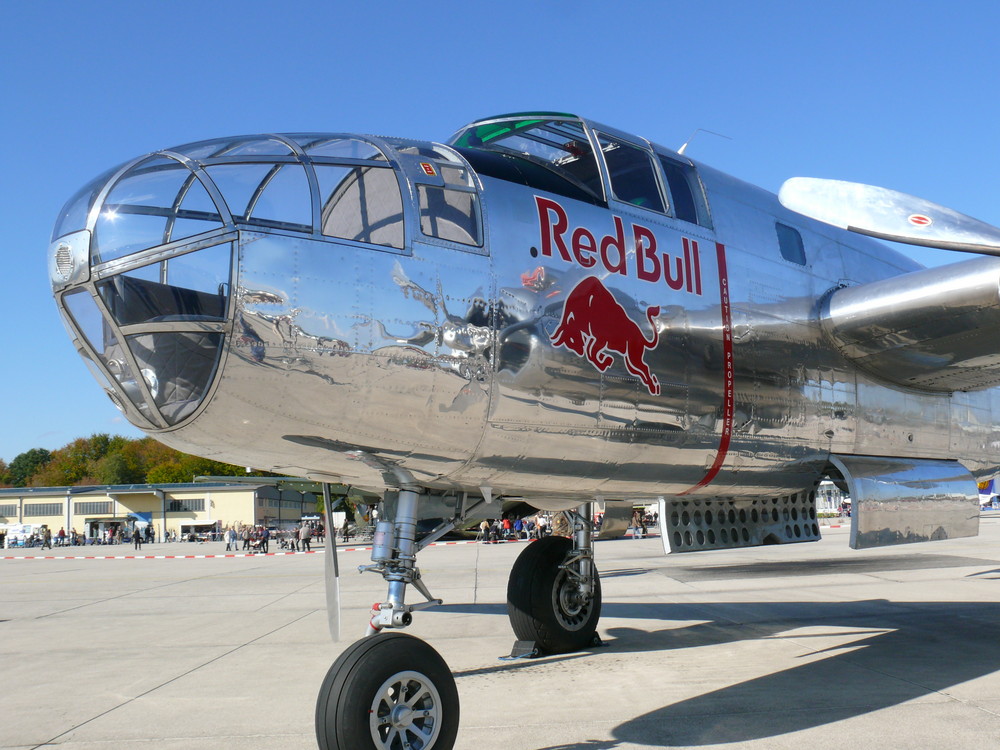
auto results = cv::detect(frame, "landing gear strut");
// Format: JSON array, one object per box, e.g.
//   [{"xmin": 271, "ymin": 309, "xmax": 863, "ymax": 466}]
[
  {"xmin": 507, "ymin": 502, "xmax": 602, "ymax": 654},
  {"xmin": 315, "ymin": 486, "xmax": 464, "ymax": 750}
]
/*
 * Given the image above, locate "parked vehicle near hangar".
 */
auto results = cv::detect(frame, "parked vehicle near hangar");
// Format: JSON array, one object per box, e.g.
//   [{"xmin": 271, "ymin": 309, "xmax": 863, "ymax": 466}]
[{"xmin": 48, "ymin": 111, "xmax": 1000, "ymax": 748}]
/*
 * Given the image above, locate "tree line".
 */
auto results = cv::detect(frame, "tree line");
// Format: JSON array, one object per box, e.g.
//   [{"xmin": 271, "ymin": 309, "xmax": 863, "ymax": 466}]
[{"xmin": 0, "ymin": 434, "xmax": 276, "ymax": 488}]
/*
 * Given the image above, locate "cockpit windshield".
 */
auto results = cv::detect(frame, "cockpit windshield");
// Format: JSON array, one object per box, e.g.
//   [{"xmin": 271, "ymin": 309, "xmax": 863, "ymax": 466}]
[{"xmin": 450, "ymin": 116, "xmax": 604, "ymax": 203}]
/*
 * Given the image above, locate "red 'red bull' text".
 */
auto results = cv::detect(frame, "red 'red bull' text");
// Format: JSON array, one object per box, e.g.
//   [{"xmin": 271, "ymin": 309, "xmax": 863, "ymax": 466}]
[{"xmin": 535, "ymin": 196, "xmax": 703, "ymax": 296}]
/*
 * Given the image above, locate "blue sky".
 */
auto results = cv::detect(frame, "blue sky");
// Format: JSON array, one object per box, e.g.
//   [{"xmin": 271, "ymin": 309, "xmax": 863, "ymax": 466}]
[{"xmin": 2, "ymin": 0, "xmax": 998, "ymax": 463}]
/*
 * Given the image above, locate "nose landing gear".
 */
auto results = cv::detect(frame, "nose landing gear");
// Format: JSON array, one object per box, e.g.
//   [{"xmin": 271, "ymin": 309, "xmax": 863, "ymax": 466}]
[
  {"xmin": 314, "ymin": 492, "xmax": 601, "ymax": 749},
  {"xmin": 315, "ymin": 486, "xmax": 463, "ymax": 750}
]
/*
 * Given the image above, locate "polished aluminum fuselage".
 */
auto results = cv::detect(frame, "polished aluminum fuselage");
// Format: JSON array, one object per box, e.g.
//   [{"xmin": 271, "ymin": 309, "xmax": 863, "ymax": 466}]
[
  {"xmin": 49, "ymin": 120, "xmax": 1000, "ymax": 503},
  {"xmin": 152, "ymin": 166, "xmax": 1000, "ymax": 499}
]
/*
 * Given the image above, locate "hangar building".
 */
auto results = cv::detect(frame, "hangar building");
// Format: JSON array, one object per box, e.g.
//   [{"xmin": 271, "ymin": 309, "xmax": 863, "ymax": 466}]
[{"xmin": 0, "ymin": 480, "xmax": 319, "ymax": 543}]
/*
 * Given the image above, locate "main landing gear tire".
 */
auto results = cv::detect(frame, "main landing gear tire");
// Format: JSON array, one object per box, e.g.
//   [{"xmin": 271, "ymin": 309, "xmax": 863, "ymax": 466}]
[
  {"xmin": 506, "ymin": 535, "xmax": 602, "ymax": 654},
  {"xmin": 315, "ymin": 632, "xmax": 459, "ymax": 750}
]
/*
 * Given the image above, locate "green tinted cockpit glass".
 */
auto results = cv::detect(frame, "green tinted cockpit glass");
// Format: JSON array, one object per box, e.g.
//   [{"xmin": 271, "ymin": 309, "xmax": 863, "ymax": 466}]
[
  {"xmin": 450, "ymin": 116, "xmax": 603, "ymax": 202},
  {"xmin": 455, "ymin": 119, "xmax": 544, "ymax": 146}
]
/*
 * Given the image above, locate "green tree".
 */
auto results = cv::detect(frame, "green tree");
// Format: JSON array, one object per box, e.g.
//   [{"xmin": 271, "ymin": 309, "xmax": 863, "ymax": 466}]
[
  {"xmin": 145, "ymin": 454, "xmax": 260, "ymax": 484},
  {"xmin": 7, "ymin": 435, "xmax": 277, "ymax": 488},
  {"xmin": 30, "ymin": 434, "xmax": 127, "ymax": 487},
  {"xmin": 8, "ymin": 448, "xmax": 52, "ymax": 487},
  {"xmin": 146, "ymin": 460, "xmax": 187, "ymax": 484},
  {"xmin": 94, "ymin": 451, "xmax": 145, "ymax": 485}
]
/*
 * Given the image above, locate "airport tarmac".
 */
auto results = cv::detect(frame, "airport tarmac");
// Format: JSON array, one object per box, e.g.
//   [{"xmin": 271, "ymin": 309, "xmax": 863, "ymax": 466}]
[{"xmin": 4, "ymin": 520, "xmax": 1000, "ymax": 750}]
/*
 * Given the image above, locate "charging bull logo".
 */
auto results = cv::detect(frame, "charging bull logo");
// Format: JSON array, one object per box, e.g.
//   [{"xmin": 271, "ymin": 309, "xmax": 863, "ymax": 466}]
[{"xmin": 551, "ymin": 276, "xmax": 661, "ymax": 395}]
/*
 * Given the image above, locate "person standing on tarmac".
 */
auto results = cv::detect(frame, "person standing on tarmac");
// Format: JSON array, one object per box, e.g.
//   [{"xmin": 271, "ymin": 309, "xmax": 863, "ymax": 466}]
[
  {"xmin": 134, "ymin": 526, "xmax": 143, "ymax": 551},
  {"xmin": 551, "ymin": 513, "xmax": 571, "ymax": 537}
]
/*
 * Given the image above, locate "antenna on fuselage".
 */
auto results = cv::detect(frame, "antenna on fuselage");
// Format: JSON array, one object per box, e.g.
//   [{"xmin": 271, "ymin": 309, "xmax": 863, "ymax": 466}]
[{"xmin": 678, "ymin": 128, "xmax": 732, "ymax": 155}]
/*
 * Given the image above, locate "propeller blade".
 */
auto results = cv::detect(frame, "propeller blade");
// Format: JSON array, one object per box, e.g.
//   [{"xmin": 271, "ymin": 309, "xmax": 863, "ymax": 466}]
[
  {"xmin": 321, "ymin": 482, "xmax": 341, "ymax": 642},
  {"xmin": 779, "ymin": 177, "xmax": 1000, "ymax": 256}
]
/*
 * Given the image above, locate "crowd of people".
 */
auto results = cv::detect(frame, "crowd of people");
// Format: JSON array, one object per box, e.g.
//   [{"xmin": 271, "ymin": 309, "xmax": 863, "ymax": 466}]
[
  {"xmin": 218, "ymin": 522, "xmax": 324, "ymax": 554},
  {"xmin": 2, "ymin": 520, "xmax": 328, "ymax": 550},
  {"xmin": 4, "ymin": 508, "xmax": 659, "ymax": 550},
  {"xmin": 477, "ymin": 513, "xmax": 559, "ymax": 543},
  {"xmin": 2, "ymin": 524, "xmax": 154, "ymax": 548},
  {"xmin": 476, "ymin": 508, "xmax": 658, "ymax": 543}
]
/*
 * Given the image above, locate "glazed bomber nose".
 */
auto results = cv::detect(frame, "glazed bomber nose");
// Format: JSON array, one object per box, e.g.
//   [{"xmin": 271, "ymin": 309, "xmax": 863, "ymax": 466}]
[{"xmin": 48, "ymin": 133, "xmax": 411, "ymax": 431}]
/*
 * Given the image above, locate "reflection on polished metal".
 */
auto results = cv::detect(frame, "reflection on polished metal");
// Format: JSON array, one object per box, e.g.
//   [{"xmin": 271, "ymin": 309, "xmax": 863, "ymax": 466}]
[
  {"xmin": 597, "ymin": 503, "xmax": 633, "ymax": 540},
  {"xmin": 46, "ymin": 113, "xmax": 1000, "ymax": 515},
  {"xmin": 821, "ymin": 255, "xmax": 1000, "ymax": 392},
  {"xmin": 659, "ymin": 491, "xmax": 821, "ymax": 554},
  {"xmin": 780, "ymin": 177, "xmax": 1000, "ymax": 255},
  {"xmin": 829, "ymin": 455, "xmax": 979, "ymax": 550},
  {"xmin": 49, "ymin": 111, "xmax": 1000, "ymax": 750}
]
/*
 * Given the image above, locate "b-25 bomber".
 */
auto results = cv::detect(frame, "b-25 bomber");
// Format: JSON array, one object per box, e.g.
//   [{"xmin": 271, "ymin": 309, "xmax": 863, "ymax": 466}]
[{"xmin": 47, "ymin": 112, "xmax": 1000, "ymax": 749}]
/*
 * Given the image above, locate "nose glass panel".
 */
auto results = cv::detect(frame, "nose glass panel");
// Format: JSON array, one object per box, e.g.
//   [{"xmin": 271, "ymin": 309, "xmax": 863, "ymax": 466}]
[
  {"xmin": 316, "ymin": 165, "xmax": 404, "ymax": 248},
  {"xmin": 62, "ymin": 288, "xmax": 157, "ymax": 425},
  {"xmin": 203, "ymin": 163, "xmax": 311, "ymax": 228},
  {"xmin": 126, "ymin": 331, "xmax": 225, "ymax": 425},
  {"xmin": 93, "ymin": 159, "xmax": 225, "ymax": 263},
  {"xmin": 96, "ymin": 243, "xmax": 231, "ymax": 326},
  {"xmin": 64, "ymin": 240, "xmax": 232, "ymax": 428},
  {"xmin": 52, "ymin": 163, "xmax": 127, "ymax": 243},
  {"xmin": 51, "ymin": 131, "xmax": 417, "ymax": 432}
]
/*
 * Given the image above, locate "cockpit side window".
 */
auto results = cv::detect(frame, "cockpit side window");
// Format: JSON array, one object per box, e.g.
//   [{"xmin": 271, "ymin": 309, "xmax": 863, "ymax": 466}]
[
  {"xmin": 658, "ymin": 158, "xmax": 698, "ymax": 224},
  {"xmin": 775, "ymin": 222, "xmax": 807, "ymax": 265},
  {"xmin": 657, "ymin": 155, "xmax": 713, "ymax": 228},
  {"xmin": 598, "ymin": 134, "xmax": 665, "ymax": 212},
  {"xmin": 450, "ymin": 118, "xmax": 604, "ymax": 204},
  {"xmin": 316, "ymin": 165, "xmax": 404, "ymax": 249},
  {"xmin": 414, "ymin": 162, "xmax": 482, "ymax": 247}
]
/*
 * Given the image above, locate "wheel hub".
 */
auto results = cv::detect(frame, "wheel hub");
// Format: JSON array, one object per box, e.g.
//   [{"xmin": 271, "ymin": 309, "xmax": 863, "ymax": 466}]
[
  {"xmin": 559, "ymin": 584, "xmax": 586, "ymax": 616},
  {"xmin": 370, "ymin": 670, "xmax": 442, "ymax": 749},
  {"xmin": 552, "ymin": 569, "xmax": 593, "ymax": 630},
  {"xmin": 389, "ymin": 703, "xmax": 415, "ymax": 729}
]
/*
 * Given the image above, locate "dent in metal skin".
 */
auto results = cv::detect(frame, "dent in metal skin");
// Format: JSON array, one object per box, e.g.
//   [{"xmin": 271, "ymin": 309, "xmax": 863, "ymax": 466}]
[
  {"xmin": 829, "ymin": 455, "xmax": 979, "ymax": 549},
  {"xmin": 215, "ymin": 231, "xmax": 494, "ymax": 486}
]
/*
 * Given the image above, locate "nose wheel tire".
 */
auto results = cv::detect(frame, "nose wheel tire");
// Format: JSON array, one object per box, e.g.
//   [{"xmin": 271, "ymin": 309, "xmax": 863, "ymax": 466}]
[
  {"xmin": 506, "ymin": 535, "xmax": 602, "ymax": 654},
  {"xmin": 316, "ymin": 632, "xmax": 459, "ymax": 750}
]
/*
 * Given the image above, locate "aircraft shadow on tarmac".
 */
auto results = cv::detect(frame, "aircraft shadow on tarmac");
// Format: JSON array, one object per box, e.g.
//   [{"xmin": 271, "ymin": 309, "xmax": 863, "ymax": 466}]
[
  {"xmin": 601, "ymin": 601, "xmax": 1000, "ymax": 746},
  {"xmin": 656, "ymin": 552, "xmax": 995, "ymax": 581},
  {"xmin": 432, "ymin": 552, "xmax": 1000, "ymax": 746}
]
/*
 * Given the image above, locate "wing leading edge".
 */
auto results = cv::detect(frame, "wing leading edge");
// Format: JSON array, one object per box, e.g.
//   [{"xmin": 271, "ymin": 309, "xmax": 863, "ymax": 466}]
[{"xmin": 779, "ymin": 177, "xmax": 1000, "ymax": 256}]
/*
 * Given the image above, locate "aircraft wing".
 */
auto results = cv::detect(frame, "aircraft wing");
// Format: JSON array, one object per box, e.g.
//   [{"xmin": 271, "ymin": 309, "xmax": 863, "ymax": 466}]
[{"xmin": 779, "ymin": 177, "xmax": 1000, "ymax": 255}]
